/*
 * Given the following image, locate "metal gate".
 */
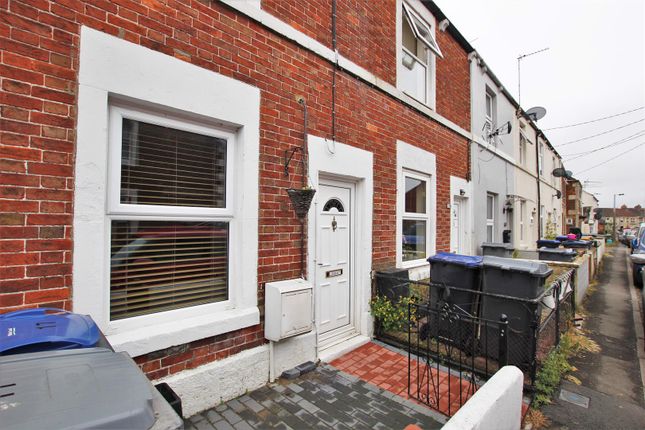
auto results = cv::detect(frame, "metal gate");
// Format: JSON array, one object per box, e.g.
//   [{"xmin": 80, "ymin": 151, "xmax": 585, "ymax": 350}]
[{"xmin": 407, "ymin": 302, "xmax": 509, "ymax": 417}]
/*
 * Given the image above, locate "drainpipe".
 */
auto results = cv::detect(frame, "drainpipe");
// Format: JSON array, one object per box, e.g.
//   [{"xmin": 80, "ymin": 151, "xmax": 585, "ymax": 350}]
[
  {"xmin": 331, "ymin": 0, "xmax": 338, "ymax": 142},
  {"xmin": 297, "ymin": 97, "xmax": 308, "ymax": 278},
  {"xmin": 536, "ymin": 132, "xmax": 542, "ymax": 238}
]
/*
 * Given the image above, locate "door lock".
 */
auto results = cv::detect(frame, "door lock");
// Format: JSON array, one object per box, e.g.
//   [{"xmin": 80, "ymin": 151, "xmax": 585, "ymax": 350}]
[{"xmin": 331, "ymin": 216, "xmax": 337, "ymax": 232}]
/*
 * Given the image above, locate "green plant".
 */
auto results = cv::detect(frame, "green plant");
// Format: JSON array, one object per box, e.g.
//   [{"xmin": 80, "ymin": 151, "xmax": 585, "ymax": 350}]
[
  {"xmin": 370, "ymin": 295, "xmax": 418, "ymax": 332},
  {"xmin": 533, "ymin": 328, "xmax": 599, "ymax": 408},
  {"xmin": 544, "ymin": 218, "xmax": 557, "ymax": 240}
]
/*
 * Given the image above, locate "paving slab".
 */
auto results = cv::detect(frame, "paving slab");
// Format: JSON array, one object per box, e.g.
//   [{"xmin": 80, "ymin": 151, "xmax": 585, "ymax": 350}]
[
  {"xmin": 186, "ymin": 364, "xmax": 444, "ymax": 429},
  {"xmin": 543, "ymin": 246, "xmax": 645, "ymax": 429}
]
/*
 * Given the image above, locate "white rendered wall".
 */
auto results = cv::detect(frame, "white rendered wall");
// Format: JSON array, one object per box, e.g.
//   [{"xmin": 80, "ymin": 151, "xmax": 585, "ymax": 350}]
[
  {"xmin": 469, "ymin": 57, "xmax": 516, "ymax": 253},
  {"xmin": 442, "ymin": 366, "xmax": 523, "ymax": 430},
  {"xmin": 156, "ymin": 345, "xmax": 269, "ymax": 417}
]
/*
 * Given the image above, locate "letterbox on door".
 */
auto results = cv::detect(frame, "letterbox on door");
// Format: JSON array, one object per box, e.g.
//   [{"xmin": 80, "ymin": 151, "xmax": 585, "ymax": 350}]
[{"xmin": 265, "ymin": 278, "xmax": 313, "ymax": 341}]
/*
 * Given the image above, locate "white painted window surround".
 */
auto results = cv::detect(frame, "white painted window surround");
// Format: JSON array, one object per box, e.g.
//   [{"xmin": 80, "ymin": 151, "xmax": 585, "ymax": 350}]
[
  {"xmin": 74, "ymin": 27, "xmax": 260, "ymax": 357},
  {"xmin": 396, "ymin": 141, "xmax": 436, "ymax": 269}
]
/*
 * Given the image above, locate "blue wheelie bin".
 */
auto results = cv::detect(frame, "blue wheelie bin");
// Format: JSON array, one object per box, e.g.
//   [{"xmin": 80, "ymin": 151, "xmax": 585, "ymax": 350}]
[{"xmin": 0, "ymin": 308, "xmax": 106, "ymax": 355}]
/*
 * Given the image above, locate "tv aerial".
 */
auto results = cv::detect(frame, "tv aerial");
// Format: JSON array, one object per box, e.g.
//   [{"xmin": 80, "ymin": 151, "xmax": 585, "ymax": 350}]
[{"xmin": 526, "ymin": 106, "xmax": 547, "ymax": 122}]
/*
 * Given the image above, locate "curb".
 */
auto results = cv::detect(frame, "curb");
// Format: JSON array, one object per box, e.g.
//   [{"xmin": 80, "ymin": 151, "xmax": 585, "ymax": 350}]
[{"xmin": 626, "ymin": 250, "xmax": 645, "ymax": 405}]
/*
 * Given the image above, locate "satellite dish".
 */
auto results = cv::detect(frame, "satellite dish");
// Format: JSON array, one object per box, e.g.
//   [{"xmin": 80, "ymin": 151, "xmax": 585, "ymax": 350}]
[
  {"xmin": 526, "ymin": 106, "xmax": 547, "ymax": 121},
  {"xmin": 554, "ymin": 190, "xmax": 562, "ymax": 199},
  {"xmin": 552, "ymin": 167, "xmax": 567, "ymax": 177}
]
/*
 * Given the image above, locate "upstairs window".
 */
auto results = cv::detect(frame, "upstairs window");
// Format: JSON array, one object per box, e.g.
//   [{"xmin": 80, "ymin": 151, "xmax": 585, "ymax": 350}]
[
  {"xmin": 484, "ymin": 88, "xmax": 496, "ymax": 141},
  {"xmin": 538, "ymin": 142, "xmax": 545, "ymax": 176},
  {"xmin": 519, "ymin": 132, "xmax": 528, "ymax": 166},
  {"xmin": 400, "ymin": 2, "xmax": 442, "ymax": 105}
]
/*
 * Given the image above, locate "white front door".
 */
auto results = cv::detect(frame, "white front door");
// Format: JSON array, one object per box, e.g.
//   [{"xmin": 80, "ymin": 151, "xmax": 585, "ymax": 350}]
[
  {"xmin": 315, "ymin": 181, "xmax": 353, "ymax": 343},
  {"xmin": 451, "ymin": 197, "xmax": 467, "ymax": 254}
]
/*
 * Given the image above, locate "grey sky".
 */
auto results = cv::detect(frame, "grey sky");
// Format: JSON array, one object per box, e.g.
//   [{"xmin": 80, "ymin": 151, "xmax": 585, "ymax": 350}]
[{"xmin": 434, "ymin": 0, "xmax": 645, "ymax": 208}]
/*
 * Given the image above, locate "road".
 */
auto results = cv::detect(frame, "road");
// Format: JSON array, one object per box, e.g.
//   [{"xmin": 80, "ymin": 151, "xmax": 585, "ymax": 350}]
[{"xmin": 542, "ymin": 245, "xmax": 645, "ymax": 429}]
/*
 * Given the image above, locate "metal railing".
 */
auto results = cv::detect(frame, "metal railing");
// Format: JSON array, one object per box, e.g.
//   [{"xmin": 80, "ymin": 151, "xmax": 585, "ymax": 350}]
[{"xmin": 374, "ymin": 268, "xmax": 576, "ymax": 413}]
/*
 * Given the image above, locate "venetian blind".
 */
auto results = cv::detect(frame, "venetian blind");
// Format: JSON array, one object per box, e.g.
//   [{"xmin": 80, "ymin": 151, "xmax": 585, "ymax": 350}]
[
  {"xmin": 120, "ymin": 119, "xmax": 227, "ymax": 208},
  {"xmin": 110, "ymin": 220, "xmax": 229, "ymax": 320}
]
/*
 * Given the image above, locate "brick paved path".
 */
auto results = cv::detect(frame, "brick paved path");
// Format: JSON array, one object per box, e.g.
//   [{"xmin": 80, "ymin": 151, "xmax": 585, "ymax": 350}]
[
  {"xmin": 185, "ymin": 364, "xmax": 445, "ymax": 430},
  {"xmin": 331, "ymin": 342, "xmax": 476, "ymax": 416}
]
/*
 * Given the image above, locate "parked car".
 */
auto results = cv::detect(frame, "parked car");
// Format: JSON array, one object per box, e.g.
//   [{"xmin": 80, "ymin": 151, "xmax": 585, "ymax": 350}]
[{"xmin": 630, "ymin": 225, "xmax": 645, "ymax": 288}]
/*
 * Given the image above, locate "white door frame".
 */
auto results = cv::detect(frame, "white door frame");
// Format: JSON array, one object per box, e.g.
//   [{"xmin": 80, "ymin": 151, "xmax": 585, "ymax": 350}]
[
  {"xmin": 450, "ymin": 176, "xmax": 472, "ymax": 255},
  {"xmin": 307, "ymin": 135, "xmax": 373, "ymax": 351}
]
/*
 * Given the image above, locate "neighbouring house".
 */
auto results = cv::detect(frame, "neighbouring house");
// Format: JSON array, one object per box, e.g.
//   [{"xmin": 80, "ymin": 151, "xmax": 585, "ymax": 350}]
[
  {"xmin": 597, "ymin": 204, "xmax": 645, "ymax": 232},
  {"xmin": 565, "ymin": 178, "xmax": 584, "ymax": 232},
  {"xmin": 0, "ymin": 0, "xmax": 474, "ymax": 415},
  {"xmin": 510, "ymin": 115, "xmax": 565, "ymax": 251},
  {"xmin": 536, "ymin": 133, "xmax": 565, "ymax": 240},
  {"xmin": 467, "ymin": 52, "xmax": 566, "ymax": 256},
  {"xmin": 580, "ymin": 190, "xmax": 600, "ymax": 234},
  {"xmin": 468, "ymin": 52, "xmax": 515, "ymax": 254}
]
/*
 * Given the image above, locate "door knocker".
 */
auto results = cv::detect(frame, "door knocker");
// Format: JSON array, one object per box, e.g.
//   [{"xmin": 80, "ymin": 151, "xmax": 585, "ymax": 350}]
[{"xmin": 331, "ymin": 216, "xmax": 337, "ymax": 232}]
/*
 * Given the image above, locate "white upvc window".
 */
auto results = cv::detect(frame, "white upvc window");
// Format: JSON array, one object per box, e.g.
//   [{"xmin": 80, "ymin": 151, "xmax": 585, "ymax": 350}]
[
  {"xmin": 538, "ymin": 142, "xmax": 545, "ymax": 176},
  {"xmin": 551, "ymin": 156, "xmax": 557, "ymax": 185},
  {"xmin": 396, "ymin": 140, "xmax": 436, "ymax": 269},
  {"xmin": 520, "ymin": 200, "xmax": 526, "ymax": 241},
  {"xmin": 400, "ymin": 1, "xmax": 441, "ymax": 106},
  {"xmin": 540, "ymin": 205, "xmax": 546, "ymax": 238},
  {"xmin": 402, "ymin": 170, "xmax": 431, "ymax": 263},
  {"xmin": 486, "ymin": 193, "xmax": 495, "ymax": 242},
  {"xmin": 519, "ymin": 132, "xmax": 528, "ymax": 166},
  {"xmin": 107, "ymin": 105, "xmax": 236, "ymax": 321},
  {"xmin": 485, "ymin": 90, "xmax": 495, "ymax": 132}
]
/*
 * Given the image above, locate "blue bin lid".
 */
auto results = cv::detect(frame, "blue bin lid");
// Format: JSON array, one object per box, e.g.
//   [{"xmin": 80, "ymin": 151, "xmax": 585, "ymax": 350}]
[
  {"xmin": 537, "ymin": 239, "xmax": 561, "ymax": 245},
  {"xmin": 0, "ymin": 308, "xmax": 100, "ymax": 354},
  {"xmin": 562, "ymin": 240, "xmax": 592, "ymax": 248},
  {"xmin": 555, "ymin": 235, "xmax": 569, "ymax": 241},
  {"xmin": 427, "ymin": 252, "xmax": 483, "ymax": 268}
]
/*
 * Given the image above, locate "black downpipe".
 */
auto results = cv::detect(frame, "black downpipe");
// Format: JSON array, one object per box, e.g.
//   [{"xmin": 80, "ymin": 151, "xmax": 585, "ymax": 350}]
[
  {"xmin": 298, "ymin": 99, "xmax": 308, "ymax": 278},
  {"xmin": 331, "ymin": 0, "xmax": 337, "ymax": 141},
  {"xmin": 536, "ymin": 133, "xmax": 542, "ymax": 238}
]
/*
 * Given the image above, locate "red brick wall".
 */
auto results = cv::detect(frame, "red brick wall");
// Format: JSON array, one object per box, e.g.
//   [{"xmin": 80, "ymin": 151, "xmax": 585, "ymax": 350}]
[
  {"xmin": 335, "ymin": 0, "xmax": 397, "ymax": 85},
  {"xmin": 0, "ymin": 0, "xmax": 469, "ymax": 378},
  {"xmin": 435, "ymin": 29, "xmax": 471, "ymax": 130}
]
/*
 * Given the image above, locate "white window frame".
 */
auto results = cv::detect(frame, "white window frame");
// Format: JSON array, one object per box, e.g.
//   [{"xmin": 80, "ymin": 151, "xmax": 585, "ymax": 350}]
[
  {"xmin": 108, "ymin": 105, "xmax": 236, "ymax": 218},
  {"xmin": 74, "ymin": 27, "xmax": 260, "ymax": 357},
  {"xmin": 519, "ymin": 131, "xmax": 528, "ymax": 166},
  {"xmin": 401, "ymin": 169, "xmax": 432, "ymax": 265},
  {"xmin": 397, "ymin": 0, "xmax": 439, "ymax": 109},
  {"xmin": 396, "ymin": 140, "xmax": 436, "ymax": 269},
  {"xmin": 486, "ymin": 193, "xmax": 495, "ymax": 242},
  {"xmin": 402, "ymin": 2, "xmax": 442, "ymax": 58},
  {"xmin": 520, "ymin": 200, "xmax": 526, "ymax": 241},
  {"xmin": 538, "ymin": 142, "xmax": 545, "ymax": 176},
  {"xmin": 484, "ymin": 88, "xmax": 496, "ymax": 142}
]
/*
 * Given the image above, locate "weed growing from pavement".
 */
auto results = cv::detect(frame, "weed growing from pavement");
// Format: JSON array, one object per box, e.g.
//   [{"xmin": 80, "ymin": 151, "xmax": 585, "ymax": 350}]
[{"xmin": 533, "ymin": 327, "xmax": 600, "ymax": 409}]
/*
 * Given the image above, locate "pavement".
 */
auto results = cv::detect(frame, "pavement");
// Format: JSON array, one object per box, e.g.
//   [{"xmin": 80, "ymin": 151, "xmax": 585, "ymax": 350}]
[
  {"xmin": 184, "ymin": 363, "xmax": 445, "ymax": 430},
  {"xmin": 542, "ymin": 245, "xmax": 645, "ymax": 429}
]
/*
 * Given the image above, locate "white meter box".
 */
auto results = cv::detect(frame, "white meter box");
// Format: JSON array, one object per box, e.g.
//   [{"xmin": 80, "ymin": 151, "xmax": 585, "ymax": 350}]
[{"xmin": 265, "ymin": 278, "xmax": 313, "ymax": 341}]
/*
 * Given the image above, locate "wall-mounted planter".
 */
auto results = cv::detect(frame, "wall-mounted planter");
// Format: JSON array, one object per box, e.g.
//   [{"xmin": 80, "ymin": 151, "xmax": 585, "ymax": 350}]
[{"xmin": 286, "ymin": 188, "xmax": 316, "ymax": 219}]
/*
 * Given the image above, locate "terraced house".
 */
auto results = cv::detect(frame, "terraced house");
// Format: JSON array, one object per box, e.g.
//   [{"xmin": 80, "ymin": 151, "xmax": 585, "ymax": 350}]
[{"xmin": 0, "ymin": 0, "xmax": 475, "ymax": 414}]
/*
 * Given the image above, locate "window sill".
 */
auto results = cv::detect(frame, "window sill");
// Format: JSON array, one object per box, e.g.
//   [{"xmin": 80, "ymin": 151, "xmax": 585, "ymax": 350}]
[
  {"xmin": 107, "ymin": 306, "xmax": 260, "ymax": 357},
  {"xmin": 398, "ymin": 261, "xmax": 431, "ymax": 281}
]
